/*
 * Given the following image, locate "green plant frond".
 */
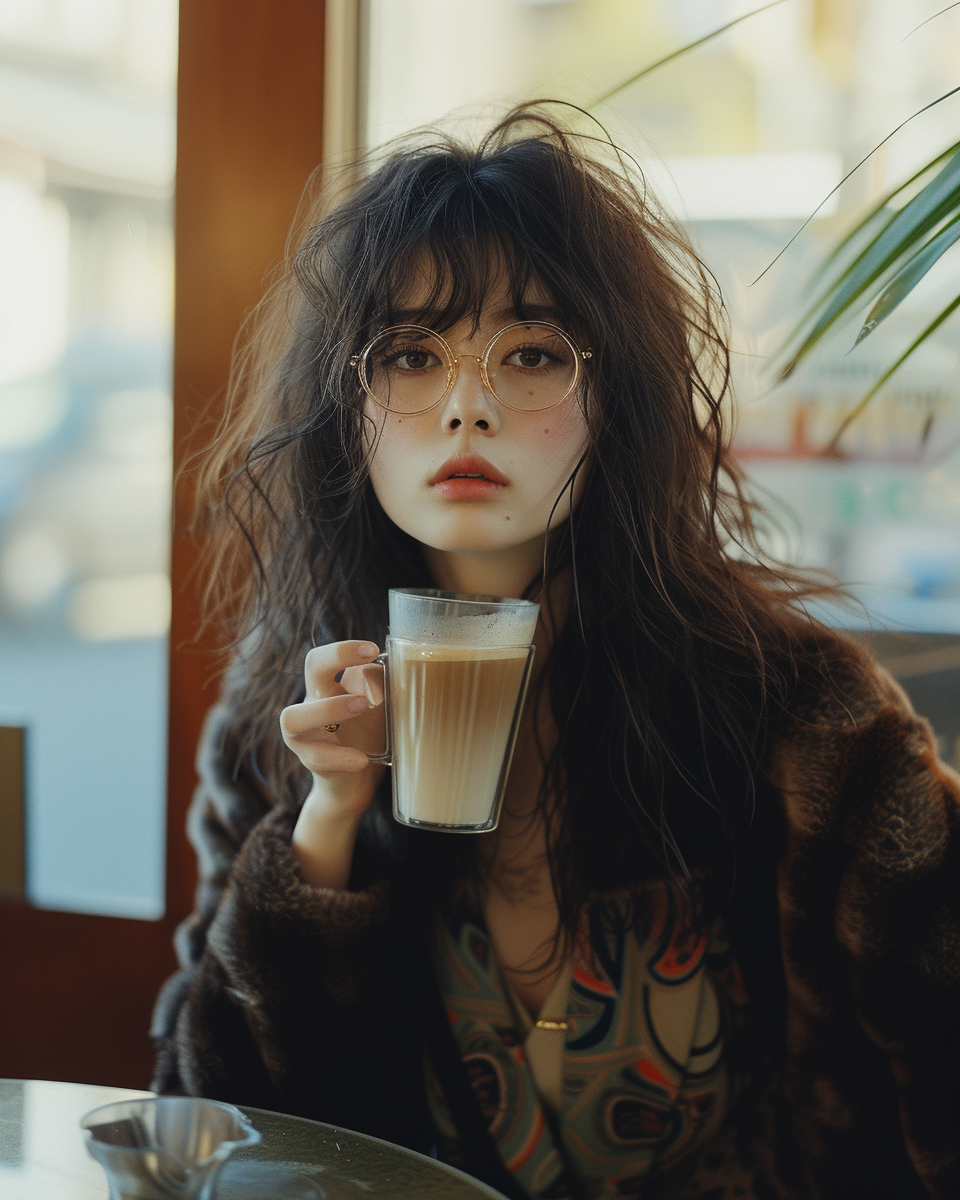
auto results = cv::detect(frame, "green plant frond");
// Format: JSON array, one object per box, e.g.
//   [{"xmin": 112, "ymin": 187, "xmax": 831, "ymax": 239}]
[
  {"xmin": 589, "ymin": 0, "xmax": 788, "ymax": 108},
  {"xmin": 827, "ymin": 292, "xmax": 960, "ymax": 450},
  {"xmin": 780, "ymin": 216, "xmax": 945, "ymax": 376},
  {"xmin": 780, "ymin": 150, "xmax": 960, "ymax": 372},
  {"xmin": 809, "ymin": 148, "xmax": 960, "ymax": 313},
  {"xmin": 903, "ymin": 2, "xmax": 960, "ymax": 41},
  {"xmin": 782, "ymin": 199, "xmax": 960, "ymax": 368},
  {"xmin": 859, "ymin": 146, "xmax": 960, "ymax": 259},
  {"xmin": 758, "ymin": 83, "xmax": 960, "ymax": 286},
  {"xmin": 818, "ymin": 140, "xmax": 960, "ymax": 273},
  {"xmin": 854, "ymin": 213, "xmax": 960, "ymax": 346}
]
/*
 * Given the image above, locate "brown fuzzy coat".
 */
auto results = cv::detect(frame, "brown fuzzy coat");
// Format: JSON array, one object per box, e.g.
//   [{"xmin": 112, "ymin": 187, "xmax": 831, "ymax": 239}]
[{"xmin": 152, "ymin": 633, "xmax": 960, "ymax": 1199}]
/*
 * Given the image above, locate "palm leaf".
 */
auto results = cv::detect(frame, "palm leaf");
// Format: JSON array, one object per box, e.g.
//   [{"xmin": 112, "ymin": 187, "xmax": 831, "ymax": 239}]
[
  {"xmin": 589, "ymin": 0, "xmax": 788, "ymax": 108},
  {"xmin": 757, "ymin": 83, "xmax": 960, "ymax": 287},
  {"xmin": 780, "ymin": 147, "xmax": 960, "ymax": 375},
  {"xmin": 775, "ymin": 77, "xmax": 960, "ymax": 437},
  {"xmin": 853, "ymin": 213, "xmax": 960, "ymax": 345},
  {"xmin": 903, "ymin": 3, "xmax": 960, "ymax": 40},
  {"xmin": 815, "ymin": 146, "xmax": 960, "ymax": 308},
  {"xmin": 828, "ymin": 292, "xmax": 960, "ymax": 449},
  {"xmin": 815, "ymin": 140, "xmax": 960, "ymax": 278}
]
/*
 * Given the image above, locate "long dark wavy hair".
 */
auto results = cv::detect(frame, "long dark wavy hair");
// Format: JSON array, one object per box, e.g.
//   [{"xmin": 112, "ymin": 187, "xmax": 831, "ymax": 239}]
[{"xmin": 197, "ymin": 103, "xmax": 837, "ymax": 934}]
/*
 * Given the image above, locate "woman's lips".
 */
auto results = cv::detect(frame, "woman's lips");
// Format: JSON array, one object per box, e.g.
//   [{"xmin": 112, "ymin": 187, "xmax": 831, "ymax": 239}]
[
  {"xmin": 430, "ymin": 454, "xmax": 507, "ymax": 500},
  {"xmin": 433, "ymin": 477, "xmax": 505, "ymax": 500}
]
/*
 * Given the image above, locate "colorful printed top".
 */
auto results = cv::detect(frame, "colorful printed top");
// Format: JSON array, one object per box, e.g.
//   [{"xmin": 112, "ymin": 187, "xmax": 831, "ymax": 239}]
[{"xmin": 427, "ymin": 884, "xmax": 751, "ymax": 1200}]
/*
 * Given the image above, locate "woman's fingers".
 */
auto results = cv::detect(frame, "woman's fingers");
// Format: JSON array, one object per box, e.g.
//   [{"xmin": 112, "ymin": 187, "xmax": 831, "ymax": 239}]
[
  {"xmin": 290, "ymin": 739, "xmax": 371, "ymax": 775},
  {"xmin": 304, "ymin": 640, "xmax": 380, "ymax": 700},
  {"xmin": 280, "ymin": 695, "xmax": 373, "ymax": 774},
  {"xmin": 338, "ymin": 663, "xmax": 385, "ymax": 706},
  {"xmin": 280, "ymin": 692, "xmax": 371, "ymax": 740},
  {"xmin": 282, "ymin": 640, "xmax": 386, "ymax": 779}
]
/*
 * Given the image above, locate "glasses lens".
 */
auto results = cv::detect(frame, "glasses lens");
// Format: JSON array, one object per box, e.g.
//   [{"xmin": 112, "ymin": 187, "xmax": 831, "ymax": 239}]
[
  {"xmin": 361, "ymin": 327, "xmax": 451, "ymax": 413},
  {"xmin": 485, "ymin": 323, "xmax": 578, "ymax": 411}
]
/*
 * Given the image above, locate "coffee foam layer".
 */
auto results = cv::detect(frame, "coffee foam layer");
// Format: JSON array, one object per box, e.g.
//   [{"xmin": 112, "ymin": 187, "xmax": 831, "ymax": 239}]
[
  {"xmin": 389, "ymin": 641, "xmax": 528, "ymax": 661},
  {"xmin": 388, "ymin": 595, "xmax": 539, "ymax": 648}
]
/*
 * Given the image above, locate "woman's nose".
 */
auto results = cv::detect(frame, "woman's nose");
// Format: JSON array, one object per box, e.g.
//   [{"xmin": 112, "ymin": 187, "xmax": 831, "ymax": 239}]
[{"xmin": 440, "ymin": 355, "xmax": 500, "ymax": 435}]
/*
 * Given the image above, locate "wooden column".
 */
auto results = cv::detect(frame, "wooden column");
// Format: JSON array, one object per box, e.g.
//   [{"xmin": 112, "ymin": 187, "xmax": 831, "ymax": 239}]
[{"xmin": 168, "ymin": 0, "xmax": 327, "ymax": 923}]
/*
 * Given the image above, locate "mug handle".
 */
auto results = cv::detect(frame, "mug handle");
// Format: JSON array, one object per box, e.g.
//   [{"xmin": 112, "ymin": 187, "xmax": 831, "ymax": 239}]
[{"xmin": 366, "ymin": 653, "xmax": 392, "ymax": 766}]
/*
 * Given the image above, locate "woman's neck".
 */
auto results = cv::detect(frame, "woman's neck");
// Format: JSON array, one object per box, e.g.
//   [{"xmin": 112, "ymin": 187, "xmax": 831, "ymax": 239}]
[{"xmin": 421, "ymin": 538, "xmax": 543, "ymax": 599}]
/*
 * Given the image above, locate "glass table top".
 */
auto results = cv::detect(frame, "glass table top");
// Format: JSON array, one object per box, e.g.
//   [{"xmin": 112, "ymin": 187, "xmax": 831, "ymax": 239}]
[{"xmin": 0, "ymin": 1079, "xmax": 506, "ymax": 1198}]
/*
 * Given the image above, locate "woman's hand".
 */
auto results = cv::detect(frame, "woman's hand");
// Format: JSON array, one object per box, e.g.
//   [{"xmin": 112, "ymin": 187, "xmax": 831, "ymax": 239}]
[{"xmin": 282, "ymin": 640, "xmax": 386, "ymax": 890}]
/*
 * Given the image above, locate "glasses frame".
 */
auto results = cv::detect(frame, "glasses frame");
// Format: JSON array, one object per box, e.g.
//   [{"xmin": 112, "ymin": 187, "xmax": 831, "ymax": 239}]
[{"xmin": 350, "ymin": 320, "xmax": 592, "ymax": 415}]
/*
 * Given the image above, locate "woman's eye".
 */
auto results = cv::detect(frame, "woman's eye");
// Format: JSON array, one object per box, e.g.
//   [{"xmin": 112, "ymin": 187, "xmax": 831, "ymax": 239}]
[
  {"xmin": 387, "ymin": 347, "xmax": 441, "ymax": 371},
  {"xmin": 503, "ymin": 344, "xmax": 559, "ymax": 370}
]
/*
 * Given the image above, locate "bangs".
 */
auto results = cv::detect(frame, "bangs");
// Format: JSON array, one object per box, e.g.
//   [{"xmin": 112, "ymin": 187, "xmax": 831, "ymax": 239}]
[
  {"xmin": 348, "ymin": 145, "xmax": 569, "ymax": 337},
  {"xmin": 379, "ymin": 232, "xmax": 552, "ymax": 335}
]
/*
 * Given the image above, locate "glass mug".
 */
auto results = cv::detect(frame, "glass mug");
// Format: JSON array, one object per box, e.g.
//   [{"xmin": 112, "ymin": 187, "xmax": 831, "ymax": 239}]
[{"xmin": 368, "ymin": 588, "xmax": 539, "ymax": 832}]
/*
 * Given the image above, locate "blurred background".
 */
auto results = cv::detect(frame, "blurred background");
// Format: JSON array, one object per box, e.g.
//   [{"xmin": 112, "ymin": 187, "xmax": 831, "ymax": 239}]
[
  {"xmin": 0, "ymin": 0, "xmax": 174, "ymax": 918},
  {"xmin": 1, "ymin": 0, "xmax": 958, "ymax": 1083}
]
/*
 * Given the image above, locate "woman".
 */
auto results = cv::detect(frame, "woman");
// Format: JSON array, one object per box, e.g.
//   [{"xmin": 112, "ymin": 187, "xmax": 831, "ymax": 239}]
[{"xmin": 152, "ymin": 106, "xmax": 960, "ymax": 1199}]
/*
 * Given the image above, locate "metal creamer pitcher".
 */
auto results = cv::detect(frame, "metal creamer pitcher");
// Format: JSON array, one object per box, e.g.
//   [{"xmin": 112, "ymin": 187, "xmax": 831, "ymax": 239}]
[{"xmin": 81, "ymin": 1096, "xmax": 260, "ymax": 1199}]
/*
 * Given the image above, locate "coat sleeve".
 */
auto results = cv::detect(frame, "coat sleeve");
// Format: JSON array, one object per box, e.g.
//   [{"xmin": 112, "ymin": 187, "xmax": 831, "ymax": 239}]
[
  {"xmin": 150, "ymin": 699, "xmax": 435, "ymax": 1150},
  {"xmin": 769, "ymin": 640, "xmax": 960, "ymax": 1200}
]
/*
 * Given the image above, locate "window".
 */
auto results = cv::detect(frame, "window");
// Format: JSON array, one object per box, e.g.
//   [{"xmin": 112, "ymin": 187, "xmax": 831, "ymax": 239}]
[{"xmin": 0, "ymin": 0, "xmax": 176, "ymax": 917}]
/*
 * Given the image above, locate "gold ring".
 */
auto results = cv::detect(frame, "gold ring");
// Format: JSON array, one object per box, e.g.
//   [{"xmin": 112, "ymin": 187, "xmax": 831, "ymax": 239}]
[{"xmin": 321, "ymin": 723, "xmax": 341, "ymax": 733}]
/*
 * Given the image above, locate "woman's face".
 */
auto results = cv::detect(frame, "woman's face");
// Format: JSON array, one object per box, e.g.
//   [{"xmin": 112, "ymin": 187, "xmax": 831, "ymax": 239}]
[{"xmin": 362, "ymin": 280, "xmax": 590, "ymax": 566}]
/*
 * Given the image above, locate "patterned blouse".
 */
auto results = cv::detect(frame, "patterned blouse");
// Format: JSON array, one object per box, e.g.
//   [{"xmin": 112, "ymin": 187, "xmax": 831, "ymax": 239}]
[{"xmin": 427, "ymin": 883, "xmax": 752, "ymax": 1199}]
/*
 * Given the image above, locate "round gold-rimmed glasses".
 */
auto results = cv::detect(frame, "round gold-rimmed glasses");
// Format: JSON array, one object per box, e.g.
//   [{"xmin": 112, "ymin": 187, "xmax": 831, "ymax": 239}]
[{"xmin": 350, "ymin": 321, "xmax": 592, "ymax": 415}]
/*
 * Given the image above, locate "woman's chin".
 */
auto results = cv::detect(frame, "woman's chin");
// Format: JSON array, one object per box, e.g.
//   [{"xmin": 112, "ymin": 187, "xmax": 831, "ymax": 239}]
[
  {"xmin": 409, "ymin": 519, "xmax": 548, "ymax": 559},
  {"xmin": 423, "ymin": 533, "xmax": 535, "ymax": 556}
]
